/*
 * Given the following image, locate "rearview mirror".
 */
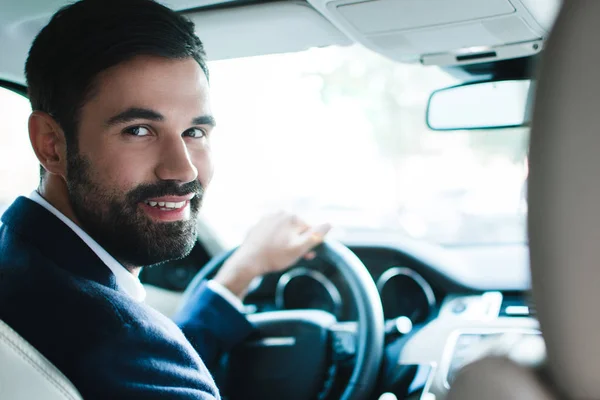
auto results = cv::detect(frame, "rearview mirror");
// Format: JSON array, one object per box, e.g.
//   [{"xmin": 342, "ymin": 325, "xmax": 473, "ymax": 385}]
[{"xmin": 426, "ymin": 79, "xmax": 532, "ymax": 131}]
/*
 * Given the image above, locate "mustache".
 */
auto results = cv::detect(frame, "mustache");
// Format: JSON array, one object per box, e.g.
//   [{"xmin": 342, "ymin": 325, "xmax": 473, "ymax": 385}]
[{"xmin": 126, "ymin": 180, "xmax": 204, "ymax": 203}]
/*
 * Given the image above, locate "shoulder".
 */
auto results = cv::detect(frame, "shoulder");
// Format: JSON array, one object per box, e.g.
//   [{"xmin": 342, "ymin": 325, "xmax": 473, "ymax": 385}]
[{"xmin": 0, "ymin": 228, "xmax": 137, "ymax": 366}]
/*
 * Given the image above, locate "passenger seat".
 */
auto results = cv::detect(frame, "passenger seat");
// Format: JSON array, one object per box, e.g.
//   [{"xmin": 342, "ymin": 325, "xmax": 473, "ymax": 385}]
[{"xmin": 0, "ymin": 319, "xmax": 82, "ymax": 399}]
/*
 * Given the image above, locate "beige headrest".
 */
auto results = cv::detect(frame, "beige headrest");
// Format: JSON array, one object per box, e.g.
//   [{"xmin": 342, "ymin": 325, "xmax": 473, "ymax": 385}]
[{"xmin": 529, "ymin": 1, "xmax": 600, "ymax": 397}]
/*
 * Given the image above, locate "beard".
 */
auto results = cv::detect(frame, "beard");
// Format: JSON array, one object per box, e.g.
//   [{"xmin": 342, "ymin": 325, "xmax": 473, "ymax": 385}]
[{"xmin": 65, "ymin": 153, "xmax": 203, "ymax": 267}]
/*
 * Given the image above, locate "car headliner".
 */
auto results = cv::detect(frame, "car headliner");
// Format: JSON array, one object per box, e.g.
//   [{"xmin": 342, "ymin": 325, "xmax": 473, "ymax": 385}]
[{"xmin": 1, "ymin": 0, "xmax": 558, "ymax": 86}]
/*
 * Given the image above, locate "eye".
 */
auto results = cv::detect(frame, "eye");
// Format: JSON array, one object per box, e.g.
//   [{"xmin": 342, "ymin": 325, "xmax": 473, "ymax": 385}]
[
  {"xmin": 123, "ymin": 126, "xmax": 151, "ymax": 137},
  {"xmin": 183, "ymin": 128, "xmax": 207, "ymax": 139}
]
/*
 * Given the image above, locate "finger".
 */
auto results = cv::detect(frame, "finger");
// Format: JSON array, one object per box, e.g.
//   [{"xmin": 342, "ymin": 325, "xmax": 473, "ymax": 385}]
[
  {"xmin": 288, "ymin": 213, "xmax": 309, "ymax": 230},
  {"xmin": 269, "ymin": 210, "xmax": 295, "ymax": 229},
  {"xmin": 296, "ymin": 223, "xmax": 332, "ymax": 252},
  {"xmin": 297, "ymin": 220, "xmax": 311, "ymax": 234},
  {"xmin": 304, "ymin": 251, "xmax": 316, "ymax": 260}
]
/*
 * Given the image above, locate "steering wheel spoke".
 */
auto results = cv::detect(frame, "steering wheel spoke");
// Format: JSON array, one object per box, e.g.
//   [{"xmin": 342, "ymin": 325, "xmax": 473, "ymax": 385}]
[{"xmin": 329, "ymin": 321, "xmax": 358, "ymax": 363}]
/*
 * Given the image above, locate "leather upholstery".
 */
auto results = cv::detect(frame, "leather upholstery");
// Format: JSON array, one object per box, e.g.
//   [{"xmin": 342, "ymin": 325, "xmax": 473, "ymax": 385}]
[
  {"xmin": 528, "ymin": 1, "xmax": 600, "ymax": 396},
  {"xmin": 0, "ymin": 319, "xmax": 82, "ymax": 400},
  {"xmin": 447, "ymin": 357, "xmax": 554, "ymax": 400},
  {"xmin": 449, "ymin": 1, "xmax": 600, "ymax": 398}
]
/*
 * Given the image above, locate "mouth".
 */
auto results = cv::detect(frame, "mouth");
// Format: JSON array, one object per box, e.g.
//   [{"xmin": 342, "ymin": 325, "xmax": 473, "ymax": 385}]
[
  {"xmin": 139, "ymin": 193, "xmax": 196, "ymax": 221},
  {"xmin": 143, "ymin": 193, "xmax": 196, "ymax": 209},
  {"xmin": 143, "ymin": 199, "xmax": 188, "ymax": 210}
]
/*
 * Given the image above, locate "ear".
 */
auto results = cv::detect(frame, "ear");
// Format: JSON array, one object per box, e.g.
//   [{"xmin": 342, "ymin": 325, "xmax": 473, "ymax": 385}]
[{"xmin": 28, "ymin": 111, "xmax": 67, "ymax": 178}]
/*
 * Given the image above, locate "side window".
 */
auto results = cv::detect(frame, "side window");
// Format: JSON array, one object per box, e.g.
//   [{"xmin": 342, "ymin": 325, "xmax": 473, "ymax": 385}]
[{"xmin": 0, "ymin": 86, "xmax": 38, "ymax": 215}]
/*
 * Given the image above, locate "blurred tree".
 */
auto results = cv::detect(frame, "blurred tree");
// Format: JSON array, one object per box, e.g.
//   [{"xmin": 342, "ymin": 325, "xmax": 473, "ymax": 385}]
[
  {"xmin": 467, "ymin": 128, "xmax": 529, "ymax": 164},
  {"xmin": 310, "ymin": 47, "xmax": 427, "ymax": 159},
  {"xmin": 310, "ymin": 45, "xmax": 529, "ymax": 166}
]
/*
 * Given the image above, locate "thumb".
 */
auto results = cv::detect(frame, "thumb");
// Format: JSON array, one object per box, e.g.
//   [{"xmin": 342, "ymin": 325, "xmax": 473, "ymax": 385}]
[{"xmin": 296, "ymin": 223, "xmax": 332, "ymax": 253}]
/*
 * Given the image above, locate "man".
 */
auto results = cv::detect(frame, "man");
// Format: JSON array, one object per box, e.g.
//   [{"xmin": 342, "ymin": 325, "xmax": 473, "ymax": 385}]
[{"xmin": 0, "ymin": 0, "xmax": 329, "ymax": 398}]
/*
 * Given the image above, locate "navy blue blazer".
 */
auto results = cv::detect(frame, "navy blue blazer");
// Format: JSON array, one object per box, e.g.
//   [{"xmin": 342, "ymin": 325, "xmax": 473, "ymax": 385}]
[{"xmin": 0, "ymin": 197, "xmax": 254, "ymax": 399}]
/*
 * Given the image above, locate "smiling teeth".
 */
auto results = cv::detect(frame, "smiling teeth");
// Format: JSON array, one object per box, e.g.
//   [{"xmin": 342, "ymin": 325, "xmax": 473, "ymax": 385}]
[{"xmin": 145, "ymin": 200, "xmax": 186, "ymax": 209}]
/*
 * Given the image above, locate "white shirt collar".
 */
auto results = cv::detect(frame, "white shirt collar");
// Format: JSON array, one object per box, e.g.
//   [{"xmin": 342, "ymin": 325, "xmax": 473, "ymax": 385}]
[{"xmin": 29, "ymin": 191, "xmax": 146, "ymax": 302}]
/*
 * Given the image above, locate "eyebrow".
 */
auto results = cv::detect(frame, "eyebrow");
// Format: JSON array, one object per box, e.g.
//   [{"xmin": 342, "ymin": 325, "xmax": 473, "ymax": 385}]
[
  {"xmin": 192, "ymin": 115, "xmax": 216, "ymax": 127},
  {"xmin": 106, "ymin": 107, "xmax": 216, "ymax": 127},
  {"xmin": 106, "ymin": 108, "xmax": 164, "ymax": 126}
]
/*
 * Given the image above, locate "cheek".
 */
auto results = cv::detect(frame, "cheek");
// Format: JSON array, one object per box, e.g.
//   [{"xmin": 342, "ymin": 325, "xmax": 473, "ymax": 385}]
[
  {"xmin": 92, "ymin": 151, "xmax": 150, "ymax": 192},
  {"xmin": 192, "ymin": 148, "xmax": 214, "ymax": 187}
]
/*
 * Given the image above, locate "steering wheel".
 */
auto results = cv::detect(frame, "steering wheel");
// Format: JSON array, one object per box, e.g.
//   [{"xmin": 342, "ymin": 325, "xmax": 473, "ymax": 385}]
[{"xmin": 181, "ymin": 240, "xmax": 385, "ymax": 400}]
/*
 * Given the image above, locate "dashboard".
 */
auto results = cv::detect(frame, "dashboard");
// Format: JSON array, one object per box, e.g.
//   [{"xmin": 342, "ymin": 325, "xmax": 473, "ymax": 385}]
[
  {"xmin": 241, "ymin": 246, "xmax": 541, "ymax": 400},
  {"xmin": 141, "ymin": 242, "xmax": 541, "ymax": 400},
  {"xmin": 242, "ymin": 246, "xmax": 444, "ymax": 327}
]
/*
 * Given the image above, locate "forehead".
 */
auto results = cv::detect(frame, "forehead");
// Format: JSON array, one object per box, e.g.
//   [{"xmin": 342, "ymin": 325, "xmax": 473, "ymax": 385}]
[{"xmin": 86, "ymin": 55, "xmax": 210, "ymax": 117}]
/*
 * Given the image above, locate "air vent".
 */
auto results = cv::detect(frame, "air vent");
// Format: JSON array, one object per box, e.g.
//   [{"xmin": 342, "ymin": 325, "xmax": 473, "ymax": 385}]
[{"xmin": 499, "ymin": 294, "xmax": 535, "ymax": 317}]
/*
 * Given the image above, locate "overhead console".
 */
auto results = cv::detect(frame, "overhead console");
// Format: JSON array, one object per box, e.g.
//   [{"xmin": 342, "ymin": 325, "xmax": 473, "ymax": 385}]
[{"xmin": 307, "ymin": 0, "xmax": 561, "ymax": 66}]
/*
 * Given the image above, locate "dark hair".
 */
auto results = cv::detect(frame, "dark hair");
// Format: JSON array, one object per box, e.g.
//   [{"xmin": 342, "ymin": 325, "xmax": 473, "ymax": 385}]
[{"xmin": 25, "ymin": 0, "xmax": 209, "ymax": 176}]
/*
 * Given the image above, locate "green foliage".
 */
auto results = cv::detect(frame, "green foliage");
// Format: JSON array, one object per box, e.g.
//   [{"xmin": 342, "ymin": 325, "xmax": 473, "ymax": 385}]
[{"xmin": 309, "ymin": 46, "xmax": 529, "ymax": 165}]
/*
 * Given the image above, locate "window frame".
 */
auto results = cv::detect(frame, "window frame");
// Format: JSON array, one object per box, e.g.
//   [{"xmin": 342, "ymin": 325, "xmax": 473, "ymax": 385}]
[{"xmin": 0, "ymin": 80, "xmax": 27, "ymax": 98}]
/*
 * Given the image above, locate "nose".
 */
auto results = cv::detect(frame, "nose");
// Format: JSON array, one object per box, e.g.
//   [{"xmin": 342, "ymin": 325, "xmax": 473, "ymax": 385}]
[{"xmin": 155, "ymin": 136, "xmax": 198, "ymax": 183}]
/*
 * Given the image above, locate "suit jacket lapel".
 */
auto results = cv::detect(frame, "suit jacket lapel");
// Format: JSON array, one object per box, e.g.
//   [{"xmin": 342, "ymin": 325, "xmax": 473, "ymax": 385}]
[{"xmin": 1, "ymin": 196, "xmax": 118, "ymax": 289}]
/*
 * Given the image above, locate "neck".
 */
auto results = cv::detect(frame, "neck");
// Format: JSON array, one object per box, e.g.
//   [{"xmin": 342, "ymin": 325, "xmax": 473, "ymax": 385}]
[{"xmin": 39, "ymin": 175, "xmax": 82, "ymax": 227}]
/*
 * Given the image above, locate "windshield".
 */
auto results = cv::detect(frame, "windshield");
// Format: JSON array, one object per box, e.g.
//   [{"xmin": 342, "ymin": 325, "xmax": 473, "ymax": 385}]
[
  {"xmin": 0, "ymin": 45, "xmax": 529, "ymax": 248},
  {"xmin": 201, "ymin": 45, "xmax": 529, "ymax": 247}
]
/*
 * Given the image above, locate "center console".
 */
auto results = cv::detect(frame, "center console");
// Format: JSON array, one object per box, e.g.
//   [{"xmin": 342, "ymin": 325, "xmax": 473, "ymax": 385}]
[
  {"xmin": 442, "ymin": 329, "xmax": 543, "ymax": 388},
  {"xmin": 397, "ymin": 292, "xmax": 544, "ymax": 400}
]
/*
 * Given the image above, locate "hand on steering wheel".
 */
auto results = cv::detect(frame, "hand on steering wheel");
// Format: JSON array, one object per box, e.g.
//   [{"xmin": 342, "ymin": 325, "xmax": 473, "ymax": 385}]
[
  {"xmin": 183, "ymin": 239, "xmax": 385, "ymax": 400},
  {"xmin": 212, "ymin": 211, "xmax": 331, "ymax": 299}
]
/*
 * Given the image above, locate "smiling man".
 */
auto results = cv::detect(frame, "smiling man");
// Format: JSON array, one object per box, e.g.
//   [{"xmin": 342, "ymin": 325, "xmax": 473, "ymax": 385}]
[
  {"xmin": 0, "ymin": 0, "xmax": 329, "ymax": 399},
  {"xmin": 56, "ymin": 54, "xmax": 215, "ymax": 269}
]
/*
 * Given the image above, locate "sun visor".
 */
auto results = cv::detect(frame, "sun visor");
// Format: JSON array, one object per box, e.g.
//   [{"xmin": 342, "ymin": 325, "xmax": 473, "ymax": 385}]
[
  {"xmin": 187, "ymin": 1, "xmax": 351, "ymax": 61},
  {"xmin": 307, "ymin": 0, "xmax": 561, "ymax": 66}
]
